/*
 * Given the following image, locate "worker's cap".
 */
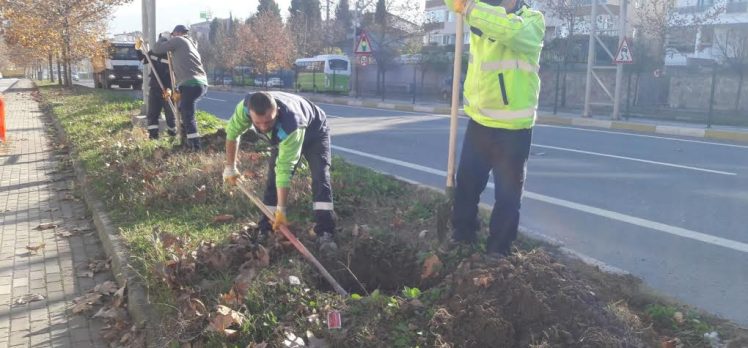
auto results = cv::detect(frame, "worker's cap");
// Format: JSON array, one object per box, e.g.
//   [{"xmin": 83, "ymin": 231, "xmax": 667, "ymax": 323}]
[{"xmin": 171, "ymin": 25, "xmax": 189, "ymax": 34}]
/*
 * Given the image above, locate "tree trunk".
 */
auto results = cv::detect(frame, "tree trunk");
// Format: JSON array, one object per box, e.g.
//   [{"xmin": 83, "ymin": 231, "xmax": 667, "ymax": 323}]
[
  {"xmin": 57, "ymin": 54, "xmax": 62, "ymax": 86},
  {"xmin": 735, "ymin": 71, "xmax": 744, "ymax": 111},
  {"xmin": 63, "ymin": 32, "xmax": 72, "ymax": 87},
  {"xmin": 48, "ymin": 53, "xmax": 55, "ymax": 82}
]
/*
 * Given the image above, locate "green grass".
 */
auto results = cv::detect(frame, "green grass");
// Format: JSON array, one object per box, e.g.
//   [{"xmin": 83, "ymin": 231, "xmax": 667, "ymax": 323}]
[
  {"xmin": 646, "ymin": 304, "xmax": 715, "ymax": 346},
  {"xmin": 36, "ymin": 83, "xmax": 449, "ymax": 346}
]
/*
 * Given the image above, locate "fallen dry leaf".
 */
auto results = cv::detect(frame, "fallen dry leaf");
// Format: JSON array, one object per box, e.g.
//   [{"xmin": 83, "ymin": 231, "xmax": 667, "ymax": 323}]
[
  {"xmin": 193, "ymin": 185, "xmax": 208, "ymax": 202},
  {"xmin": 72, "ymin": 292, "xmax": 103, "ymax": 314},
  {"xmin": 233, "ymin": 261, "xmax": 259, "ymax": 296},
  {"xmin": 56, "ymin": 231, "xmax": 74, "ymax": 238},
  {"xmin": 220, "ymin": 288, "xmax": 242, "ymax": 307},
  {"xmin": 25, "ymin": 243, "xmax": 46, "ymax": 254},
  {"xmin": 661, "ymin": 338, "xmax": 679, "ymax": 348},
  {"xmin": 179, "ymin": 294, "xmax": 207, "ymax": 320},
  {"xmin": 212, "ymin": 214, "xmax": 235, "ymax": 224},
  {"xmin": 421, "ymin": 254, "xmax": 443, "ymax": 280},
  {"xmin": 14, "ymin": 294, "xmax": 45, "ymax": 306},
  {"xmin": 89, "ymin": 259, "xmax": 110, "ymax": 273},
  {"xmin": 254, "ymin": 245, "xmax": 270, "ymax": 267},
  {"xmin": 208, "ymin": 305, "xmax": 246, "ymax": 335},
  {"xmin": 95, "ymin": 281, "xmax": 119, "ymax": 295},
  {"xmin": 93, "ymin": 306, "xmax": 128, "ymax": 322},
  {"xmin": 673, "ymin": 311, "xmax": 685, "ymax": 325},
  {"xmin": 472, "ymin": 273, "xmax": 495, "ymax": 288},
  {"xmin": 76, "ymin": 271, "xmax": 94, "ymax": 278},
  {"xmin": 35, "ymin": 223, "xmax": 58, "ymax": 230},
  {"xmin": 112, "ymin": 282, "xmax": 127, "ymax": 308},
  {"xmin": 157, "ymin": 231, "xmax": 180, "ymax": 249}
]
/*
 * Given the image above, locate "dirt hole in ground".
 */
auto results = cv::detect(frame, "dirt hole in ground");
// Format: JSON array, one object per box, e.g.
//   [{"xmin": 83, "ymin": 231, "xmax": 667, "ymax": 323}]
[{"xmin": 320, "ymin": 233, "xmax": 423, "ymax": 294}]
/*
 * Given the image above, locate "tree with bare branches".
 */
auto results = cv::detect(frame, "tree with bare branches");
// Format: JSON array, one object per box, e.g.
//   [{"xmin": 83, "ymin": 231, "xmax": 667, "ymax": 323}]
[
  {"xmin": 1, "ymin": 0, "xmax": 132, "ymax": 87},
  {"xmin": 715, "ymin": 25, "xmax": 748, "ymax": 110},
  {"xmin": 634, "ymin": 0, "xmax": 724, "ymax": 67}
]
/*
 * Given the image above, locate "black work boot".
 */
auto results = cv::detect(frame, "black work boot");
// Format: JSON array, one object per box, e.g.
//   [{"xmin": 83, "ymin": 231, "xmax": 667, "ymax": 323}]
[
  {"xmin": 317, "ymin": 232, "xmax": 338, "ymax": 256},
  {"xmin": 148, "ymin": 129, "xmax": 159, "ymax": 140}
]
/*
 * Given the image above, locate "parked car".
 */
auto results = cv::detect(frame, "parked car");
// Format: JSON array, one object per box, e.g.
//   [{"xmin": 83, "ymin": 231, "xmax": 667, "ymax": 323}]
[
  {"xmin": 222, "ymin": 77, "xmax": 232, "ymax": 85},
  {"xmin": 71, "ymin": 73, "xmax": 80, "ymax": 81},
  {"xmin": 254, "ymin": 77, "xmax": 283, "ymax": 88}
]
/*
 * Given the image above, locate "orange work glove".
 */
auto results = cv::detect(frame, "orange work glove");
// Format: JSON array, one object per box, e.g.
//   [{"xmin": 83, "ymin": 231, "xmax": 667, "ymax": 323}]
[{"xmin": 272, "ymin": 207, "xmax": 288, "ymax": 232}]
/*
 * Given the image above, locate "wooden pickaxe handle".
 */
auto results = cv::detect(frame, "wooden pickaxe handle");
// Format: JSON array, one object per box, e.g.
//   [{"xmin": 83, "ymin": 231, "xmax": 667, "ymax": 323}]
[{"xmin": 235, "ymin": 178, "xmax": 349, "ymax": 297}]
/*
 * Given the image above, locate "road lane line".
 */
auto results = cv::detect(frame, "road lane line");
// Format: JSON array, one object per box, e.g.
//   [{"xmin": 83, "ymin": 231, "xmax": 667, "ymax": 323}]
[
  {"xmin": 202, "ymin": 97, "xmax": 227, "ymax": 102},
  {"xmin": 332, "ymin": 145, "xmax": 748, "ymax": 254},
  {"xmin": 532, "ymin": 144, "xmax": 737, "ymax": 176},
  {"xmin": 538, "ymin": 124, "xmax": 748, "ymax": 149}
]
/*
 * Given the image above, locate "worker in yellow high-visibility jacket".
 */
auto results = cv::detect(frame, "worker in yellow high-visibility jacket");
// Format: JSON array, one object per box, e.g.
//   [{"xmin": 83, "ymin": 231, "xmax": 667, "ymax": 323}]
[{"xmin": 445, "ymin": 0, "xmax": 545, "ymax": 258}]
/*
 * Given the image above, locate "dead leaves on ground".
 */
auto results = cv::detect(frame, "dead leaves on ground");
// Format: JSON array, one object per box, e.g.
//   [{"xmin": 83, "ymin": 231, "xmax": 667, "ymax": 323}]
[
  {"xmin": 421, "ymin": 254, "xmax": 443, "ymax": 280},
  {"xmin": 208, "ymin": 305, "xmax": 246, "ymax": 339},
  {"xmin": 14, "ymin": 293, "xmax": 45, "ymax": 306},
  {"xmin": 77, "ymin": 258, "xmax": 111, "ymax": 278},
  {"xmin": 25, "ymin": 243, "xmax": 46, "ymax": 254},
  {"xmin": 149, "ymin": 228, "xmax": 275, "ymax": 342},
  {"xmin": 34, "ymin": 223, "xmax": 58, "ymax": 230},
  {"xmin": 212, "ymin": 214, "xmax": 235, "ymax": 224},
  {"xmin": 74, "ymin": 280, "xmax": 143, "ymax": 346}
]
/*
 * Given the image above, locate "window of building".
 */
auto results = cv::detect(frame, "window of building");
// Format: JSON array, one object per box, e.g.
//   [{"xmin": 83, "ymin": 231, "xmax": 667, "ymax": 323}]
[{"xmin": 426, "ymin": 10, "xmax": 446, "ymax": 23}]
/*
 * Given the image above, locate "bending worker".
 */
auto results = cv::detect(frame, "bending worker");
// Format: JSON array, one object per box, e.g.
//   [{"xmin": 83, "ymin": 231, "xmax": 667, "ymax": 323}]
[
  {"xmin": 222, "ymin": 91, "xmax": 337, "ymax": 254},
  {"xmin": 445, "ymin": 0, "xmax": 545, "ymax": 258},
  {"xmin": 152, "ymin": 24, "xmax": 208, "ymax": 150},
  {"xmin": 135, "ymin": 44, "xmax": 176, "ymax": 139}
]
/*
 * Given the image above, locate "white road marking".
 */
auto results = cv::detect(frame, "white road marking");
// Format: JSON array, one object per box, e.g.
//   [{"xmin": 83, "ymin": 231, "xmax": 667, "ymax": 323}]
[
  {"xmin": 202, "ymin": 97, "xmax": 226, "ymax": 102},
  {"xmin": 533, "ymin": 144, "xmax": 737, "ymax": 176},
  {"xmin": 538, "ymin": 124, "xmax": 748, "ymax": 149},
  {"xmin": 331, "ymin": 145, "xmax": 748, "ymax": 254}
]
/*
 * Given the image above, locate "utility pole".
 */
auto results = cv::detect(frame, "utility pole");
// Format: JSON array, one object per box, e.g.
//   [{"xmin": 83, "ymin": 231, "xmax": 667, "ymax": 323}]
[
  {"xmin": 350, "ymin": 0, "xmax": 360, "ymax": 98},
  {"xmin": 141, "ymin": 0, "xmax": 156, "ymax": 114}
]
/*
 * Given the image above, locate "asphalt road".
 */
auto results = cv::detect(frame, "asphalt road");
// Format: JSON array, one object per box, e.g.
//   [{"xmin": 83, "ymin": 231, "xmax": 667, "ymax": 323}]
[{"xmin": 90, "ymin": 86, "xmax": 748, "ymax": 325}]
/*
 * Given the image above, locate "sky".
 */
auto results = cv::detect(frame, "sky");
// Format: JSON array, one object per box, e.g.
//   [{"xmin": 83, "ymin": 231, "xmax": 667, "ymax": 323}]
[{"xmin": 107, "ymin": 0, "xmax": 293, "ymax": 36}]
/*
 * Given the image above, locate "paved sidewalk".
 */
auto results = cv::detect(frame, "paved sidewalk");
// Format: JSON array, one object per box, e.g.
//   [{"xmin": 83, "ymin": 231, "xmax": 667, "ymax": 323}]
[{"xmin": 0, "ymin": 80, "xmax": 113, "ymax": 347}]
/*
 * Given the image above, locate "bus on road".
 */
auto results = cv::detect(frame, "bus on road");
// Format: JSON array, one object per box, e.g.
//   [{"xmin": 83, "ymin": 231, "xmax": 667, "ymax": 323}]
[{"xmin": 294, "ymin": 55, "xmax": 350, "ymax": 93}]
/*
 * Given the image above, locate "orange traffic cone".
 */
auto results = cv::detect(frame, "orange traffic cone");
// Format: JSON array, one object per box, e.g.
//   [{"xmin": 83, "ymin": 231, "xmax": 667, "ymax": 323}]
[{"xmin": 0, "ymin": 94, "xmax": 5, "ymax": 143}]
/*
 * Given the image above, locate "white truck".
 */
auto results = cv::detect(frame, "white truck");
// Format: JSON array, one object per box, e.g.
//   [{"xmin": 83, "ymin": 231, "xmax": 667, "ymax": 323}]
[{"xmin": 92, "ymin": 38, "xmax": 143, "ymax": 90}]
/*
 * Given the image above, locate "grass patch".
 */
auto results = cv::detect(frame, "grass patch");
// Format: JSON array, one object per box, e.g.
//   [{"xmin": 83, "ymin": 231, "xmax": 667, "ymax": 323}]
[{"xmin": 36, "ymin": 82, "xmax": 747, "ymax": 347}]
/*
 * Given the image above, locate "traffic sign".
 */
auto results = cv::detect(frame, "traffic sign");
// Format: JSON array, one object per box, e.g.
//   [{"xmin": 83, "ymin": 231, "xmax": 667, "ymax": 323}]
[
  {"xmin": 358, "ymin": 55, "xmax": 369, "ymax": 66},
  {"xmin": 614, "ymin": 38, "xmax": 633, "ymax": 64},
  {"xmin": 355, "ymin": 32, "xmax": 372, "ymax": 55}
]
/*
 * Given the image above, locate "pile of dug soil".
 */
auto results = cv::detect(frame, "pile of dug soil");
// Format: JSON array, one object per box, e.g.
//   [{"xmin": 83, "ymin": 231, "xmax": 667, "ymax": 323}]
[{"xmin": 428, "ymin": 251, "xmax": 644, "ymax": 347}]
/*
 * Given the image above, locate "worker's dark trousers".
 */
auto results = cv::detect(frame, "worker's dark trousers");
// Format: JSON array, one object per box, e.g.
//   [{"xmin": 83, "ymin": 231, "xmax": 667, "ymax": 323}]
[
  {"xmin": 259, "ymin": 131, "xmax": 335, "ymax": 235},
  {"xmin": 146, "ymin": 85, "xmax": 176, "ymax": 139},
  {"xmin": 452, "ymin": 120, "xmax": 532, "ymax": 255},
  {"xmin": 178, "ymin": 84, "xmax": 207, "ymax": 149}
]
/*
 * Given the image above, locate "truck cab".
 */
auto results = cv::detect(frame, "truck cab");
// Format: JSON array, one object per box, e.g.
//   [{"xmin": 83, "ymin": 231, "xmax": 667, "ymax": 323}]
[{"xmin": 92, "ymin": 40, "xmax": 143, "ymax": 90}]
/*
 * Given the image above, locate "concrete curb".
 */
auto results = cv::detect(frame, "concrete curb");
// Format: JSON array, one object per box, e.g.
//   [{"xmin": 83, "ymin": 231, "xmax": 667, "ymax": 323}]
[{"xmin": 39, "ymin": 83, "xmax": 159, "ymax": 344}]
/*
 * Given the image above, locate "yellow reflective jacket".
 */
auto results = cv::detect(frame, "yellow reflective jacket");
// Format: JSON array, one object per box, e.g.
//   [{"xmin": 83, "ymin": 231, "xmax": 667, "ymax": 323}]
[{"xmin": 456, "ymin": 0, "xmax": 545, "ymax": 129}]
